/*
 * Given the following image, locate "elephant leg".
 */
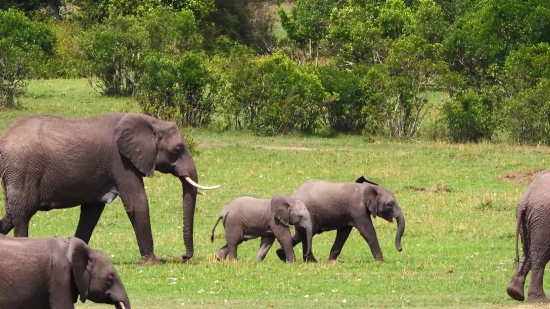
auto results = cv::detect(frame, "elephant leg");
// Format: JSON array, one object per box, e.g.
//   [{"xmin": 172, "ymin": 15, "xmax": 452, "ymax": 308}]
[
  {"xmin": 527, "ymin": 244, "xmax": 550, "ymax": 303},
  {"xmin": 118, "ymin": 177, "xmax": 159, "ymax": 265},
  {"xmin": 227, "ymin": 240, "xmax": 242, "ymax": 261},
  {"xmin": 216, "ymin": 244, "xmax": 229, "ymax": 261},
  {"xmin": 328, "ymin": 226, "xmax": 353, "ymax": 262},
  {"xmin": 74, "ymin": 202, "xmax": 106, "ymax": 244},
  {"xmin": 353, "ymin": 216, "xmax": 384, "ymax": 262},
  {"xmin": 256, "ymin": 236, "xmax": 275, "ymax": 261},
  {"xmin": 276, "ymin": 232, "xmax": 302, "ymax": 261},
  {"xmin": 507, "ymin": 256, "xmax": 531, "ymax": 301},
  {"xmin": 0, "ymin": 213, "xmax": 14, "ymax": 235},
  {"xmin": 13, "ymin": 216, "xmax": 30, "ymax": 237}
]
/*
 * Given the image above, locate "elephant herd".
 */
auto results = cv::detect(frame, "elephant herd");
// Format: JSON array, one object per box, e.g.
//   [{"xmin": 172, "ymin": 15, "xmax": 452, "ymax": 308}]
[{"xmin": 0, "ymin": 112, "xmax": 548, "ymax": 307}]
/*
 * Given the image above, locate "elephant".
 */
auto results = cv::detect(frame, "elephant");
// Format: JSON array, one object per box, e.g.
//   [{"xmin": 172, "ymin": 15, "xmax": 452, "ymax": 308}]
[
  {"xmin": 0, "ymin": 234, "xmax": 130, "ymax": 309},
  {"xmin": 0, "ymin": 113, "xmax": 220, "ymax": 265},
  {"xmin": 210, "ymin": 195, "xmax": 312, "ymax": 263},
  {"xmin": 507, "ymin": 169, "xmax": 550, "ymax": 303},
  {"xmin": 275, "ymin": 176, "xmax": 405, "ymax": 263}
]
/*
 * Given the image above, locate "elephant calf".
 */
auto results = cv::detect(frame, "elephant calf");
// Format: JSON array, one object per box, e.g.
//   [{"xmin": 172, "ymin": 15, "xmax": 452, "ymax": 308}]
[
  {"xmin": 275, "ymin": 176, "xmax": 405, "ymax": 263},
  {"xmin": 507, "ymin": 169, "xmax": 550, "ymax": 303},
  {"xmin": 0, "ymin": 235, "xmax": 130, "ymax": 309},
  {"xmin": 210, "ymin": 195, "xmax": 312, "ymax": 263}
]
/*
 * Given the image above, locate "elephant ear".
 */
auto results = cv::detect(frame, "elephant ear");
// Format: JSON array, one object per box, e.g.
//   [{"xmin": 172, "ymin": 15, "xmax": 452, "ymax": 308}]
[
  {"xmin": 364, "ymin": 185, "xmax": 379, "ymax": 218},
  {"xmin": 67, "ymin": 237, "xmax": 94, "ymax": 303},
  {"xmin": 271, "ymin": 195, "xmax": 292, "ymax": 226},
  {"xmin": 355, "ymin": 175, "xmax": 379, "ymax": 186},
  {"xmin": 115, "ymin": 114, "xmax": 158, "ymax": 178}
]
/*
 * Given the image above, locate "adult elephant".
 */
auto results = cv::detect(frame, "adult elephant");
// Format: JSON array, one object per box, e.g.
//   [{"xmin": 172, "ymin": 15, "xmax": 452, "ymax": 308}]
[
  {"xmin": 0, "ymin": 113, "xmax": 220, "ymax": 265},
  {"xmin": 275, "ymin": 176, "xmax": 405, "ymax": 263},
  {"xmin": 507, "ymin": 169, "xmax": 550, "ymax": 303}
]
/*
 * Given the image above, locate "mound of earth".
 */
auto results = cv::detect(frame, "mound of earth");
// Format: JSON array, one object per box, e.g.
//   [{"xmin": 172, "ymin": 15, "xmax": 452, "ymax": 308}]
[{"xmin": 499, "ymin": 169, "xmax": 545, "ymax": 185}]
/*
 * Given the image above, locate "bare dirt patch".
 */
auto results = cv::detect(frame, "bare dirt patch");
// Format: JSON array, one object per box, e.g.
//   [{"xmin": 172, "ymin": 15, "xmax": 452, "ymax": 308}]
[
  {"xmin": 405, "ymin": 183, "xmax": 452, "ymax": 193},
  {"xmin": 499, "ymin": 169, "xmax": 545, "ymax": 185}
]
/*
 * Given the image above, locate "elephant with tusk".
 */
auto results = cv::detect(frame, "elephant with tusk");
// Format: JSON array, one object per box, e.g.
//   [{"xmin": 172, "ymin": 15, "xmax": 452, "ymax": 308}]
[{"xmin": 0, "ymin": 113, "xmax": 220, "ymax": 265}]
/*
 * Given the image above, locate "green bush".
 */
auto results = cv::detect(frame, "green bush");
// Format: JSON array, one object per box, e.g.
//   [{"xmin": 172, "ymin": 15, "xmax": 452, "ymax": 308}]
[
  {"xmin": 443, "ymin": 90, "xmax": 495, "ymax": 142},
  {"xmin": 316, "ymin": 65, "xmax": 366, "ymax": 134},
  {"xmin": 219, "ymin": 53, "xmax": 329, "ymax": 135},
  {"xmin": 80, "ymin": 14, "xmax": 145, "ymax": 95},
  {"xmin": 0, "ymin": 8, "xmax": 56, "ymax": 107},
  {"xmin": 136, "ymin": 51, "xmax": 215, "ymax": 127}
]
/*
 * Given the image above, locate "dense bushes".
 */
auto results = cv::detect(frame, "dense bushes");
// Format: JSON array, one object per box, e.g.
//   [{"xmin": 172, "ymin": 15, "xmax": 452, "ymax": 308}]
[
  {"xmin": 0, "ymin": 8, "xmax": 55, "ymax": 107},
  {"xmin": 4, "ymin": 0, "xmax": 550, "ymax": 143}
]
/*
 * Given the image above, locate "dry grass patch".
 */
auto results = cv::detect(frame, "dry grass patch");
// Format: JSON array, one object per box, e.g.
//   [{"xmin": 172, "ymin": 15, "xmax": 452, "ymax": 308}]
[{"xmin": 498, "ymin": 169, "xmax": 546, "ymax": 185}]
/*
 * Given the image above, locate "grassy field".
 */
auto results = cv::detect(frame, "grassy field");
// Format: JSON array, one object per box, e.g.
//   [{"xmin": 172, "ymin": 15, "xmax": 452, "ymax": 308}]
[{"xmin": 1, "ymin": 79, "xmax": 549, "ymax": 308}]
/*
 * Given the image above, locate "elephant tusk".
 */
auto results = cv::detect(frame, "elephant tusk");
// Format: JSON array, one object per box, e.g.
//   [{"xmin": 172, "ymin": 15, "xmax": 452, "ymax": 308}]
[
  {"xmin": 184, "ymin": 176, "xmax": 220, "ymax": 190},
  {"xmin": 197, "ymin": 191, "xmax": 205, "ymax": 196},
  {"xmin": 119, "ymin": 302, "xmax": 126, "ymax": 309}
]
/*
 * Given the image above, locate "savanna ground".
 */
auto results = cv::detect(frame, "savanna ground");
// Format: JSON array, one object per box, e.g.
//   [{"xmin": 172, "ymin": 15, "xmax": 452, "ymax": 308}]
[{"xmin": 1, "ymin": 79, "xmax": 550, "ymax": 309}]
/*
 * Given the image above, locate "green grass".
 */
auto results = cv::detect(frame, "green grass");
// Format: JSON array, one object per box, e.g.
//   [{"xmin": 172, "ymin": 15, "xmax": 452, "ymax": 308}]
[{"xmin": 1, "ymin": 79, "xmax": 549, "ymax": 308}]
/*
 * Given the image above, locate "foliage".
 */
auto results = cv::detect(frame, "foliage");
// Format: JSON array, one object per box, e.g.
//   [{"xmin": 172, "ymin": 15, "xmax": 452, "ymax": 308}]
[
  {"xmin": 443, "ymin": 90, "xmax": 495, "ymax": 142},
  {"xmin": 0, "ymin": 8, "xmax": 56, "ymax": 107},
  {"xmin": 136, "ymin": 51, "xmax": 216, "ymax": 127},
  {"xmin": 315, "ymin": 64, "xmax": 367, "ymax": 134},
  {"xmin": 501, "ymin": 43, "xmax": 550, "ymax": 144},
  {"xmin": 219, "ymin": 53, "xmax": 329, "ymax": 135}
]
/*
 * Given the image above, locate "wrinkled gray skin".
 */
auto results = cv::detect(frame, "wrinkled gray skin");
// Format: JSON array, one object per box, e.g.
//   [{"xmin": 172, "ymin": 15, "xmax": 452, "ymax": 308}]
[
  {"xmin": 507, "ymin": 170, "xmax": 550, "ymax": 303},
  {"xmin": 0, "ymin": 235, "xmax": 130, "ymax": 309},
  {"xmin": 0, "ymin": 113, "xmax": 219, "ymax": 265},
  {"xmin": 276, "ymin": 176, "xmax": 405, "ymax": 262},
  {"xmin": 210, "ymin": 195, "xmax": 312, "ymax": 263}
]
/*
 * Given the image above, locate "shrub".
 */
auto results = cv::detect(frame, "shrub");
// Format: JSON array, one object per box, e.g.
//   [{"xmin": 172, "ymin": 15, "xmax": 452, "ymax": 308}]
[
  {"xmin": 136, "ymin": 52, "xmax": 216, "ymax": 127},
  {"xmin": 0, "ymin": 8, "xmax": 56, "ymax": 107},
  {"xmin": 219, "ymin": 53, "xmax": 329, "ymax": 135},
  {"xmin": 443, "ymin": 90, "xmax": 495, "ymax": 142},
  {"xmin": 315, "ymin": 64, "xmax": 366, "ymax": 134},
  {"xmin": 79, "ymin": 14, "xmax": 145, "ymax": 95}
]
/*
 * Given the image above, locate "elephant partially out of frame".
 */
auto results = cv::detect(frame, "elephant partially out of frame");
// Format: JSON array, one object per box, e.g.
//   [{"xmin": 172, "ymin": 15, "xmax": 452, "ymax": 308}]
[
  {"xmin": 275, "ymin": 176, "xmax": 405, "ymax": 263},
  {"xmin": 0, "ymin": 113, "xmax": 220, "ymax": 265},
  {"xmin": 0, "ymin": 234, "xmax": 130, "ymax": 309},
  {"xmin": 507, "ymin": 169, "xmax": 550, "ymax": 303}
]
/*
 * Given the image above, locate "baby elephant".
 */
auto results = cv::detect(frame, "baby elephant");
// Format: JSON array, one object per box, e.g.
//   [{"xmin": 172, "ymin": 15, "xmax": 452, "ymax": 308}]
[
  {"xmin": 0, "ymin": 234, "xmax": 130, "ymax": 309},
  {"xmin": 210, "ymin": 195, "xmax": 312, "ymax": 263}
]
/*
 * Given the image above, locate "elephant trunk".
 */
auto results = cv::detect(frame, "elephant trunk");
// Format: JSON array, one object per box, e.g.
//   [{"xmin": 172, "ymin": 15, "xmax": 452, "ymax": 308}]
[
  {"xmin": 304, "ymin": 222, "xmax": 313, "ymax": 259},
  {"xmin": 393, "ymin": 205, "xmax": 405, "ymax": 252},
  {"xmin": 180, "ymin": 171, "xmax": 198, "ymax": 262}
]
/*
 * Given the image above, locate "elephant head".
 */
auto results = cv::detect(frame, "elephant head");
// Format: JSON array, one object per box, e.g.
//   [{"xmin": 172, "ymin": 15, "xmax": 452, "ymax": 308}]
[
  {"xmin": 114, "ymin": 113, "xmax": 220, "ymax": 261},
  {"xmin": 67, "ymin": 237, "xmax": 130, "ymax": 309},
  {"xmin": 356, "ymin": 176, "xmax": 405, "ymax": 252},
  {"xmin": 271, "ymin": 195, "xmax": 313, "ymax": 258}
]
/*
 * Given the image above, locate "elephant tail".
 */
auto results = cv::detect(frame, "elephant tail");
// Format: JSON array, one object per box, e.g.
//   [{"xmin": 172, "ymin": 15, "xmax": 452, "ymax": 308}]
[
  {"xmin": 514, "ymin": 206, "xmax": 527, "ymax": 267},
  {"xmin": 210, "ymin": 213, "xmax": 226, "ymax": 243}
]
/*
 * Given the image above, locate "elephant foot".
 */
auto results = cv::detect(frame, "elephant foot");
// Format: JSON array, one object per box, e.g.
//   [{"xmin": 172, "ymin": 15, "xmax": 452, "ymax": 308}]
[
  {"xmin": 506, "ymin": 282, "xmax": 525, "ymax": 301},
  {"xmin": 138, "ymin": 254, "xmax": 160, "ymax": 265},
  {"xmin": 182, "ymin": 252, "xmax": 194, "ymax": 263},
  {"xmin": 275, "ymin": 248, "xmax": 287, "ymax": 261},
  {"xmin": 305, "ymin": 256, "xmax": 318, "ymax": 263},
  {"xmin": 527, "ymin": 292, "xmax": 550, "ymax": 303}
]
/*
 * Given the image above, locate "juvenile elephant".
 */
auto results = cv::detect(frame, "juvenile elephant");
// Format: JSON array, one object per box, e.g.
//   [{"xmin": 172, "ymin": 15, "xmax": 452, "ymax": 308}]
[
  {"xmin": 507, "ymin": 169, "xmax": 550, "ymax": 303},
  {"xmin": 275, "ymin": 176, "xmax": 405, "ymax": 262},
  {"xmin": 0, "ymin": 234, "xmax": 130, "ymax": 309},
  {"xmin": 210, "ymin": 195, "xmax": 312, "ymax": 263},
  {"xmin": 0, "ymin": 113, "xmax": 220, "ymax": 265}
]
